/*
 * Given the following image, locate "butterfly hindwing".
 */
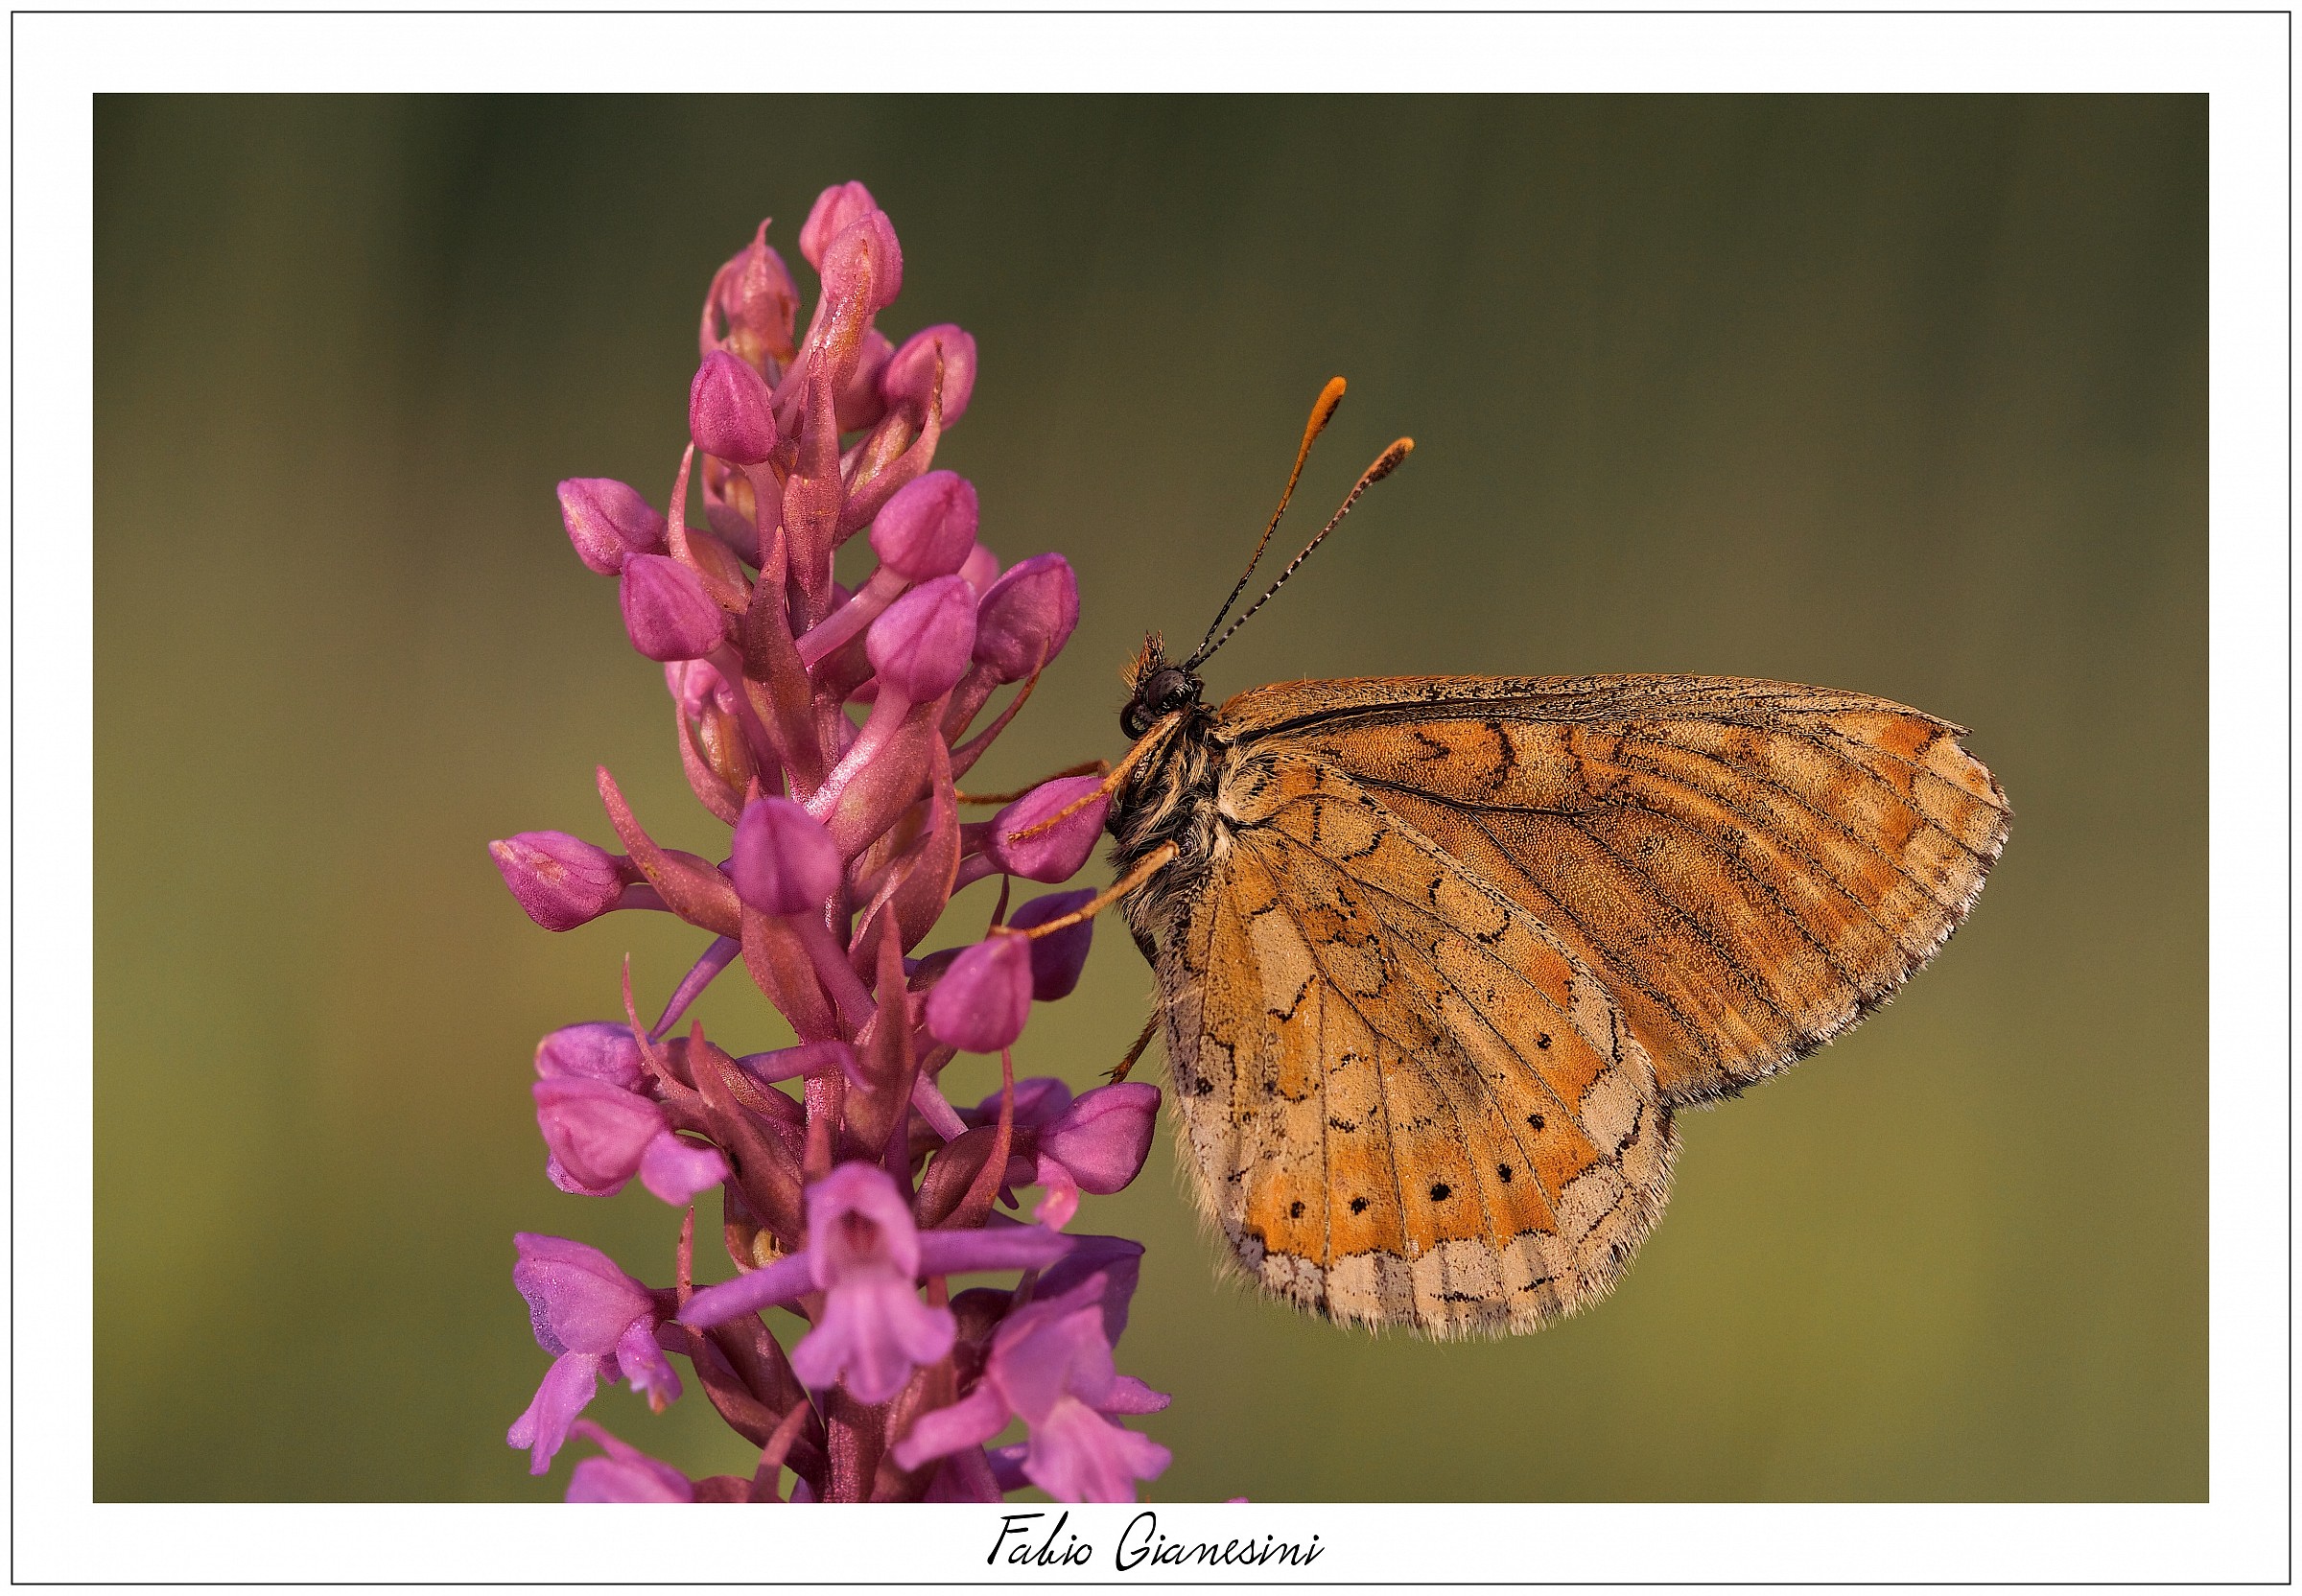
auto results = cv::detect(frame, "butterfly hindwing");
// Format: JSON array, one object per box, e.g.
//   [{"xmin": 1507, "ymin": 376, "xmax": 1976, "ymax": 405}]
[
  {"xmin": 1158, "ymin": 750, "xmax": 1675, "ymax": 1336},
  {"xmin": 1215, "ymin": 675, "xmax": 2010, "ymax": 1106}
]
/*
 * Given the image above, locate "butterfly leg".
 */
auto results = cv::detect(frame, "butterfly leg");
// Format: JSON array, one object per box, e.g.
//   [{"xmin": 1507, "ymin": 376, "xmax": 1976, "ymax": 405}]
[
  {"xmin": 1107, "ymin": 1011, "xmax": 1161, "ymax": 1083},
  {"xmin": 952, "ymin": 757, "xmax": 1111, "ymax": 806}
]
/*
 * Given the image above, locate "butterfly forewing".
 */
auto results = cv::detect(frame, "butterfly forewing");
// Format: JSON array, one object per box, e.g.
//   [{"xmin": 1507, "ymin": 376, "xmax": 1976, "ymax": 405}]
[
  {"xmin": 1223, "ymin": 674, "xmax": 2011, "ymax": 1105},
  {"xmin": 1120, "ymin": 671, "xmax": 2008, "ymax": 1337}
]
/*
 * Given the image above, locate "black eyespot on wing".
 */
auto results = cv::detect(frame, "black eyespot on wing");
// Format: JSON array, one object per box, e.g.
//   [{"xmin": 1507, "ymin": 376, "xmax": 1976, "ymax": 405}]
[
  {"xmin": 1429, "ymin": 1182, "xmax": 1451, "ymax": 1201},
  {"xmin": 1527, "ymin": 1113, "xmax": 1545, "ymax": 1132},
  {"xmin": 1536, "ymin": 1033, "xmax": 1551, "ymax": 1050},
  {"xmin": 1497, "ymin": 1163, "xmax": 1514, "ymax": 1183},
  {"xmin": 1349, "ymin": 1196, "xmax": 1369, "ymax": 1214},
  {"xmin": 1289, "ymin": 1200, "xmax": 1304, "ymax": 1218}
]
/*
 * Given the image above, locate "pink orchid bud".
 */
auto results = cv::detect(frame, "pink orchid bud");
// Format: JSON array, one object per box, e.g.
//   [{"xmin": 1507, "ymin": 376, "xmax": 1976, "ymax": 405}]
[
  {"xmin": 1007, "ymin": 889, "xmax": 1095, "ymax": 1000},
  {"xmin": 557, "ymin": 478, "xmax": 668, "ymax": 575},
  {"xmin": 798, "ymin": 181, "xmax": 880, "ymax": 269},
  {"xmin": 619, "ymin": 554, "xmax": 727, "ymax": 662},
  {"xmin": 926, "ymin": 932, "xmax": 1035, "ymax": 1054},
  {"xmin": 534, "ymin": 1076, "xmax": 669, "ymax": 1196},
  {"xmin": 835, "ymin": 328, "xmax": 894, "ymax": 433},
  {"xmin": 819, "ymin": 211, "xmax": 904, "ymax": 312},
  {"xmin": 1039, "ymin": 1083, "xmax": 1160, "ymax": 1196},
  {"xmin": 534, "ymin": 1021, "xmax": 646, "ymax": 1089},
  {"xmin": 973, "ymin": 553, "xmax": 1079, "ymax": 683},
  {"xmin": 702, "ymin": 221, "xmax": 798, "ymax": 365},
  {"xmin": 988, "ymin": 776, "xmax": 1109, "ymax": 883},
  {"xmin": 867, "ymin": 575, "xmax": 977, "ymax": 702},
  {"xmin": 869, "ymin": 471, "xmax": 979, "ymax": 581},
  {"xmin": 490, "ymin": 832, "xmax": 626, "ymax": 931},
  {"xmin": 958, "ymin": 543, "xmax": 1002, "ymax": 597},
  {"xmin": 688, "ymin": 351, "xmax": 779, "ymax": 464},
  {"xmin": 731, "ymin": 796, "xmax": 843, "ymax": 917},
  {"xmin": 881, "ymin": 323, "xmax": 977, "ymax": 425}
]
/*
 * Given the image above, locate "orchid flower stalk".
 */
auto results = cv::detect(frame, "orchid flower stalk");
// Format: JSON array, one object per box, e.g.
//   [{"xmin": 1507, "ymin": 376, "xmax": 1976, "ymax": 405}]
[{"xmin": 490, "ymin": 181, "xmax": 1170, "ymax": 1504}]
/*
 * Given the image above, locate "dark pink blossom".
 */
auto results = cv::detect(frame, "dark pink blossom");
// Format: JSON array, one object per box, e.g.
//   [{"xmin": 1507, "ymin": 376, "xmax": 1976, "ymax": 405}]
[
  {"xmin": 679, "ymin": 1162, "xmax": 1069, "ymax": 1403},
  {"xmin": 507, "ymin": 1234, "xmax": 681, "ymax": 1475},
  {"xmin": 964, "ymin": 1080, "xmax": 1160, "ymax": 1230},
  {"xmin": 1036, "ymin": 1233, "xmax": 1148, "ymax": 1347},
  {"xmin": 866, "ymin": 575, "xmax": 976, "ymax": 702},
  {"xmin": 818, "ymin": 210, "xmax": 904, "ymax": 311},
  {"xmin": 835, "ymin": 327, "xmax": 894, "ymax": 432},
  {"xmin": 889, "ymin": 1272, "xmax": 1170, "ymax": 1502},
  {"xmin": 958, "ymin": 543, "xmax": 1002, "ymax": 596},
  {"xmin": 871, "ymin": 471, "xmax": 978, "ymax": 580},
  {"xmin": 663, "ymin": 656, "xmax": 737, "ymax": 721},
  {"xmin": 700, "ymin": 220, "xmax": 799, "ymax": 371},
  {"xmin": 532, "ymin": 1076, "xmax": 728, "ymax": 1205}
]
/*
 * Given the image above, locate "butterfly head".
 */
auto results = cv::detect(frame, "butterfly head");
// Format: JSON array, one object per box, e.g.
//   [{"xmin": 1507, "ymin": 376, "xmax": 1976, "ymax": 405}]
[{"xmin": 1120, "ymin": 634, "xmax": 1203, "ymax": 739}]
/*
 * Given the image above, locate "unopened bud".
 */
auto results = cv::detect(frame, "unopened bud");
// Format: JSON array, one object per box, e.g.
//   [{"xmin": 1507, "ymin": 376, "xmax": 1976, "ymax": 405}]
[
  {"xmin": 958, "ymin": 543, "xmax": 1002, "ymax": 598},
  {"xmin": 881, "ymin": 324, "xmax": 977, "ymax": 425},
  {"xmin": 490, "ymin": 832, "xmax": 625, "ymax": 931},
  {"xmin": 619, "ymin": 554, "xmax": 728, "ymax": 662},
  {"xmin": 798, "ymin": 181, "xmax": 880, "ymax": 269},
  {"xmin": 972, "ymin": 553, "xmax": 1079, "ymax": 683},
  {"xmin": 866, "ymin": 575, "xmax": 976, "ymax": 702},
  {"xmin": 730, "ymin": 796, "xmax": 843, "ymax": 917},
  {"xmin": 534, "ymin": 1021, "xmax": 646, "ymax": 1088},
  {"xmin": 703, "ymin": 220, "xmax": 799, "ymax": 366},
  {"xmin": 1007, "ymin": 888, "xmax": 1095, "ymax": 1000},
  {"xmin": 835, "ymin": 328, "xmax": 894, "ymax": 433},
  {"xmin": 926, "ymin": 932, "xmax": 1034, "ymax": 1054},
  {"xmin": 988, "ymin": 776, "xmax": 1108, "ymax": 882},
  {"xmin": 818, "ymin": 211, "xmax": 904, "ymax": 312},
  {"xmin": 869, "ymin": 471, "xmax": 978, "ymax": 581},
  {"xmin": 689, "ymin": 351, "xmax": 780, "ymax": 464},
  {"xmin": 1040, "ymin": 1082, "xmax": 1160, "ymax": 1195},
  {"xmin": 558, "ymin": 479, "xmax": 668, "ymax": 575}
]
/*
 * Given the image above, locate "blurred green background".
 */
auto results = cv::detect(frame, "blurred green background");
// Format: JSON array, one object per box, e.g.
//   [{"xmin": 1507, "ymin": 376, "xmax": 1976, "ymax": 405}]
[{"xmin": 95, "ymin": 96, "xmax": 2203, "ymax": 1501}]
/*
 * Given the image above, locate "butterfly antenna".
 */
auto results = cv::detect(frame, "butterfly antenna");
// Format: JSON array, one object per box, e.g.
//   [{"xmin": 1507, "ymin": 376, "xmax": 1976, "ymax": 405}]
[
  {"xmin": 1187, "ymin": 436, "xmax": 1414, "ymax": 669},
  {"xmin": 1190, "ymin": 377, "xmax": 1349, "ymax": 666}
]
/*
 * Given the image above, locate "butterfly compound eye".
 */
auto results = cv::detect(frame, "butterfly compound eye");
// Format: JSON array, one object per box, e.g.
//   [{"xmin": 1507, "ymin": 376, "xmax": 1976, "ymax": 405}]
[{"xmin": 1120, "ymin": 667, "xmax": 1201, "ymax": 739}]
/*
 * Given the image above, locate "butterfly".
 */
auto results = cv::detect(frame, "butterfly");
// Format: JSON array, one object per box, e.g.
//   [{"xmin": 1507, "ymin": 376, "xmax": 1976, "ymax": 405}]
[{"xmin": 1080, "ymin": 379, "xmax": 2010, "ymax": 1338}]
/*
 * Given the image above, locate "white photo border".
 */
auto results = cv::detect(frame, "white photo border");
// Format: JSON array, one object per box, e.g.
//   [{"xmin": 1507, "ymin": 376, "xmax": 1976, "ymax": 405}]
[{"xmin": 18, "ymin": 11, "xmax": 2284, "ymax": 1584}]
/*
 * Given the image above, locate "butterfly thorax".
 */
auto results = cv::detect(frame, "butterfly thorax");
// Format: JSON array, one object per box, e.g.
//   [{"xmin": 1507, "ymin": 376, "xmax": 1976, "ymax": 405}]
[{"xmin": 1109, "ymin": 641, "xmax": 1228, "ymax": 963}]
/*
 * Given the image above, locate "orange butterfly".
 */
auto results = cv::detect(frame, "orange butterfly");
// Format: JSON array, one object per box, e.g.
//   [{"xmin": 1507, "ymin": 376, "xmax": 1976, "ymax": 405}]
[{"xmin": 1045, "ymin": 380, "xmax": 2008, "ymax": 1338}]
